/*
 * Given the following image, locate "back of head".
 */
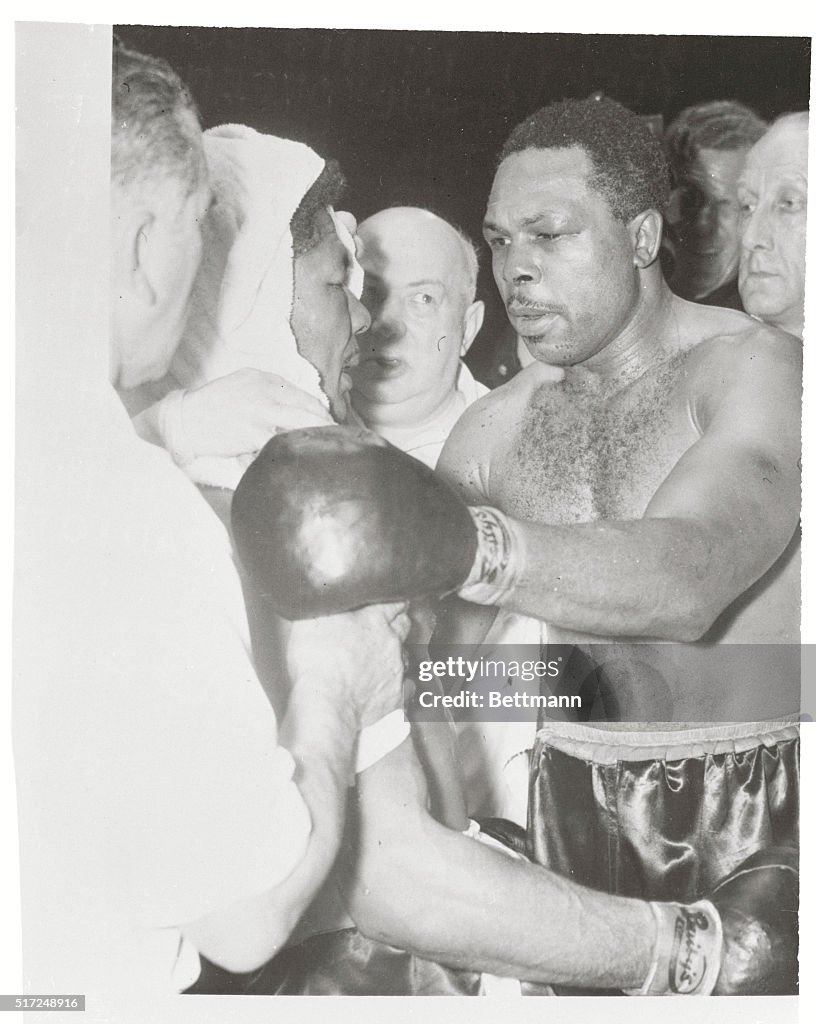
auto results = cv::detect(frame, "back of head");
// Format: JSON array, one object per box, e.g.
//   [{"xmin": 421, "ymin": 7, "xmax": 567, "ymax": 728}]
[
  {"xmin": 111, "ymin": 38, "xmax": 206, "ymax": 203},
  {"xmin": 500, "ymin": 96, "xmax": 670, "ymax": 222},
  {"xmin": 664, "ymin": 100, "xmax": 767, "ymax": 181}
]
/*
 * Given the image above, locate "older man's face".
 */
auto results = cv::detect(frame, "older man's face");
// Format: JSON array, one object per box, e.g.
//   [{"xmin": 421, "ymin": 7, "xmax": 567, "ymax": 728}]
[
  {"xmin": 737, "ymin": 117, "xmax": 808, "ymax": 336},
  {"xmin": 352, "ymin": 208, "xmax": 478, "ymax": 421}
]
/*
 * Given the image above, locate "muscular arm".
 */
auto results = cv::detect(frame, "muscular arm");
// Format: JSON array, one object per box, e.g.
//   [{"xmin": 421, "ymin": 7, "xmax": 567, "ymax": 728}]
[
  {"xmin": 440, "ymin": 331, "xmax": 801, "ymax": 641},
  {"xmin": 341, "ymin": 737, "xmax": 653, "ymax": 987}
]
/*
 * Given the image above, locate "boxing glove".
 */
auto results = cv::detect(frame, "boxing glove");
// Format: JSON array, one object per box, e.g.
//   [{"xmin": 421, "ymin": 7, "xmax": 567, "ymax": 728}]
[
  {"xmin": 232, "ymin": 426, "xmax": 479, "ymax": 619},
  {"xmin": 627, "ymin": 846, "xmax": 798, "ymax": 996}
]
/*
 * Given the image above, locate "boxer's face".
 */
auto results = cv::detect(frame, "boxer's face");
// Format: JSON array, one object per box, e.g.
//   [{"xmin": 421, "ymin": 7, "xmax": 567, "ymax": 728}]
[
  {"xmin": 484, "ymin": 147, "xmax": 639, "ymax": 368},
  {"xmin": 352, "ymin": 209, "xmax": 482, "ymax": 420},
  {"xmin": 291, "ymin": 209, "xmax": 371, "ymax": 421},
  {"xmin": 738, "ymin": 118, "xmax": 808, "ymax": 336},
  {"xmin": 667, "ymin": 147, "xmax": 747, "ymax": 297}
]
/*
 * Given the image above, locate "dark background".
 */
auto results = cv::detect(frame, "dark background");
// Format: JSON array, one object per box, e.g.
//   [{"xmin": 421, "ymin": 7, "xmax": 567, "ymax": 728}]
[{"xmin": 116, "ymin": 27, "xmax": 811, "ymax": 365}]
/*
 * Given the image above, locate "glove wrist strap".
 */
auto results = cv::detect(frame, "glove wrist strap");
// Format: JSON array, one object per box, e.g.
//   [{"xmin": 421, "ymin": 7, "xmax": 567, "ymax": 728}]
[
  {"xmin": 458, "ymin": 506, "xmax": 524, "ymax": 606},
  {"xmin": 626, "ymin": 899, "xmax": 723, "ymax": 996}
]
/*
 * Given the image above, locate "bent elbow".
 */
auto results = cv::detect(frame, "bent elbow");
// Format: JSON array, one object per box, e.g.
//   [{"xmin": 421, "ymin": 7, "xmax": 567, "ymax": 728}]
[{"xmin": 654, "ymin": 589, "xmax": 727, "ymax": 642}]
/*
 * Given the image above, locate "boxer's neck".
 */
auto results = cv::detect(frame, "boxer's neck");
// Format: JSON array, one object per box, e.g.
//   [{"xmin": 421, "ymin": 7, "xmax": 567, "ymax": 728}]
[{"xmin": 568, "ymin": 277, "xmax": 677, "ymax": 393}]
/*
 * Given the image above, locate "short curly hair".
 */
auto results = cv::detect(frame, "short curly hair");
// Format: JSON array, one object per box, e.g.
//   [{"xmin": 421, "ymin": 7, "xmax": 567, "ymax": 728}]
[
  {"xmin": 290, "ymin": 159, "xmax": 348, "ymax": 256},
  {"xmin": 500, "ymin": 96, "xmax": 671, "ymax": 222},
  {"xmin": 111, "ymin": 38, "xmax": 206, "ymax": 200},
  {"xmin": 663, "ymin": 100, "xmax": 767, "ymax": 183}
]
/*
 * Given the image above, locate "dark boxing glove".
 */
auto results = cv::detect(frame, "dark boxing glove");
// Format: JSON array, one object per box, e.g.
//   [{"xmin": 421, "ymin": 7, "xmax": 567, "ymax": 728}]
[
  {"xmin": 626, "ymin": 846, "xmax": 798, "ymax": 996},
  {"xmin": 232, "ymin": 426, "xmax": 479, "ymax": 619}
]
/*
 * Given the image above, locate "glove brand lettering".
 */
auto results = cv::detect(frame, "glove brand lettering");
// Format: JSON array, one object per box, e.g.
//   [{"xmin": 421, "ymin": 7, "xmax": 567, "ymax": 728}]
[{"xmin": 669, "ymin": 908, "xmax": 711, "ymax": 994}]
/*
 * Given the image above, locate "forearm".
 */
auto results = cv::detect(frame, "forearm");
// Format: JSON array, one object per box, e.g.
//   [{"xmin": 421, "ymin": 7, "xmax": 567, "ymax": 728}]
[
  {"xmin": 182, "ymin": 684, "xmax": 356, "ymax": 973},
  {"xmin": 342, "ymin": 744, "xmax": 653, "ymax": 988},
  {"xmin": 472, "ymin": 512, "xmax": 769, "ymax": 641},
  {"xmin": 275, "ymin": 682, "xmax": 358, "ymax": 916},
  {"xmin": 347, "ymin": 787, "xmax": 653, "ymax": 987}
]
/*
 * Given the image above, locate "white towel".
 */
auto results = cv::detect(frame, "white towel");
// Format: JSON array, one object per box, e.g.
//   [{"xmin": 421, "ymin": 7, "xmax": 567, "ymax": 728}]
[{"xmin": 169, "ymin": 124, "xmax": 330, "ymax": 488}]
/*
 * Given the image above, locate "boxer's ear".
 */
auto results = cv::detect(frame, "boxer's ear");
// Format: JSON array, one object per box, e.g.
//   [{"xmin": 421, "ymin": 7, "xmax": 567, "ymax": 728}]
[
  {"xmin": 112, "ymin": 204, "xmax": 157, "ymax": 307},
  {"xmin": 629, "ymin": 209, "xmax": 663, "ymax": 269},
  {"xmin": 460, "ymin": 300, "xmax": 485, "ymax": 356}
]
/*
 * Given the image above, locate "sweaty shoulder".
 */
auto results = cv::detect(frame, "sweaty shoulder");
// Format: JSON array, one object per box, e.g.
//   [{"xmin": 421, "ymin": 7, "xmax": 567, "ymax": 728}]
[
  {"xmin": 437, "ymin": 361, "xmax": 564, "ymax": 502},
  {"xmin": 678, "ymin": 306, "xmax": 802, "ymax": 435}
]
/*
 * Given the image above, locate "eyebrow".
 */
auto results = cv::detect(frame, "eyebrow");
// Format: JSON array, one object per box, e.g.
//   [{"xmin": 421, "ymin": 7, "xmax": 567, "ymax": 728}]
[
  {"xmin": 405, "ymin": 278, "xmax": 446, "ymax": 289},
  {"xmin": 483, "ymin": 213, "xmax": 560, "ymax": 233}
]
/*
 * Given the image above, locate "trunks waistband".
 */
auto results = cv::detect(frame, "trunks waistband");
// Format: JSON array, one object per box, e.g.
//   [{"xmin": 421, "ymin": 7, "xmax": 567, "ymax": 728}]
[{"xmin": 534, "ymin": 715, "xmax": 800, "ymax": 764}]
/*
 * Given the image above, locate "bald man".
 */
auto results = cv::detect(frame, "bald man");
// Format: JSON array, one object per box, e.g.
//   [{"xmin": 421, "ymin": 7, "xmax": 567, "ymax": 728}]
[
  {"xmin": 350, "ymin": 207, "xmax": 487, "ymax": 469},
  {"xmin": 350, "ymin": 207, "xmax": 537, "ymax": 825},
  {"xmin": 738, "ymin": 112, "xmax": 808, "ymax": 339}
]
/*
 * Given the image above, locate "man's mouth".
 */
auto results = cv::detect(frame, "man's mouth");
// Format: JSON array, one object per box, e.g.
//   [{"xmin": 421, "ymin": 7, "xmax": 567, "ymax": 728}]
[
  {"xmin": 507, "ymin": 305, "xmax": 561, "ymax": 332},
  {"xmin": 743, "ymin": 261, "xmax": 778, "ymax": 280},
  {"xmin": 356, "ymin": 354, "xmax": 405, "ymax": 380}
]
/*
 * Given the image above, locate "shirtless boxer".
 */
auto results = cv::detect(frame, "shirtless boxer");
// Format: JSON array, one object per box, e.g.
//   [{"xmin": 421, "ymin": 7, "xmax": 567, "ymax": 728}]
[
  {"xmin": 432, "ymin": 97, "xmax": 800, "ymax": 984},
  {"xmin": 229, "ymin": 103, "xmax": 799, "ymax": 997}
]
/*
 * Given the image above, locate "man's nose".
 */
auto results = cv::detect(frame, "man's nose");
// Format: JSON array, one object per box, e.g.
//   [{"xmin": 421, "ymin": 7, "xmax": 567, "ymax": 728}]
[
  {"xmin": 741, "ymin": 204, "xmax": 773, "ymax": 252},
  {"xmin": 694, "ymin": 200, "xmax": 719, "ymax": 240},
  {"xmin": 348, "ymin": 290, "xmax": 372, "ymax": 336},
  {"xmin": 364, "ymin": 302, "xmax": 407, "ymax": 346},
  {"xmin": 502, "ymin": 241, "xmax": 541, "ymax": 286}
]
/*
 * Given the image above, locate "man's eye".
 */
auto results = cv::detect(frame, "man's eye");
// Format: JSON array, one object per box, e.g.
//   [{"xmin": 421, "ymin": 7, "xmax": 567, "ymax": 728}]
[
  {"xmin": 778, "ymin": 194, "xmax": 805, "ymax": 212},
  {"xmin": 487, "ymin": 236, "xmax": 509, "ymax": 249},
  {"xmin": 412, "ymin": 293, "xmax": 435, "ymax": 305},
  {"xmin": 536, "ymin": 233, "xmax": 561, "ymax": 241}
]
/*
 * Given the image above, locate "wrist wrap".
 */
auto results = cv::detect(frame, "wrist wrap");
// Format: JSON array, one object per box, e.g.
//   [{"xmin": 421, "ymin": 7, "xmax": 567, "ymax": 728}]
[
  {"xmin": 458, "ymin": 506, "xmax": 525, "ymax": 606},
  {"xmin": 626, "ymin": 899, "xmax": 723, "ymax": 996}
]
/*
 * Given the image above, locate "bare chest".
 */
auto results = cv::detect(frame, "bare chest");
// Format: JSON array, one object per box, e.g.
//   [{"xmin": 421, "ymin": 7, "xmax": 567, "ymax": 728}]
[{"xmin": 492, "ymin": 359, "xmax": 697, "ymax": 523}]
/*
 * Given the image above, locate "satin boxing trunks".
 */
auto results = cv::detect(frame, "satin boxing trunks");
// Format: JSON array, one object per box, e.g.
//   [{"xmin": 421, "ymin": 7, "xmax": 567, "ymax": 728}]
[{"xmin": 528, "ymin": 717, "xmax": 799, "ymax": 995}]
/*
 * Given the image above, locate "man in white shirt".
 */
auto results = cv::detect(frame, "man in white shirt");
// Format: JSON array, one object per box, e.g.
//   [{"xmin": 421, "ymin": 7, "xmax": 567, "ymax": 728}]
[
  {"xmin": 350, "ymin": 206, "xmax": 488, "ymax": 470},
  {"xmin": 14, "ymin": 36, "xmax": 407, "ymax": 1018}
]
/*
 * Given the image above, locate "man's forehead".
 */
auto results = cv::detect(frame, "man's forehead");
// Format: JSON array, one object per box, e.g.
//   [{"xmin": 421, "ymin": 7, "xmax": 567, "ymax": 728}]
[
  {"xmin": 360, "ymin": 217, "xmax": 465, "ymax": 286},
  {"xmin": 311, "ymin": 209, "xmax": 350, "ymax": 262},
  {"xmin": 486, "ymin": 146, "xmax": 595, "ymax": 215},
  {"xmin": 745, "ymin": 123, "xmax": 809, "ymax": 177},
  {"xmin": 685, "ymin": 148, "xmax": 747, "ymax": 186}
]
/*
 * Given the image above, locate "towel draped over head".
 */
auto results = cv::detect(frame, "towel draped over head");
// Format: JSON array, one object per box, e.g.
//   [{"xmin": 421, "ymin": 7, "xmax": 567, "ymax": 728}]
[
  {"xmin": 164, "ymin": 124, "xmax": 347, "ymax": 488},
  {"xmin": 172, "ymin": 123, "xmax": 329, "ymax": 402}
]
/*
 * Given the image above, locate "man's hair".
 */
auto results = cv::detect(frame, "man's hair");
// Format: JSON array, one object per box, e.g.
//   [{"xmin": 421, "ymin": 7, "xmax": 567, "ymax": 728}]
[
  {"xmin": 664, "ymin": 101, "xmax": 767, "ymax": 182},
  {"xmin": 111, "ymin": 38, "xmax": 206, "ymax": 199},
  {"xmin": 290, "ymin": 160, "xmax": 348, "ymax": 257},
  {"xmin": 500, "ymin": 96, "xmax": 671, "ymax": 221}
]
